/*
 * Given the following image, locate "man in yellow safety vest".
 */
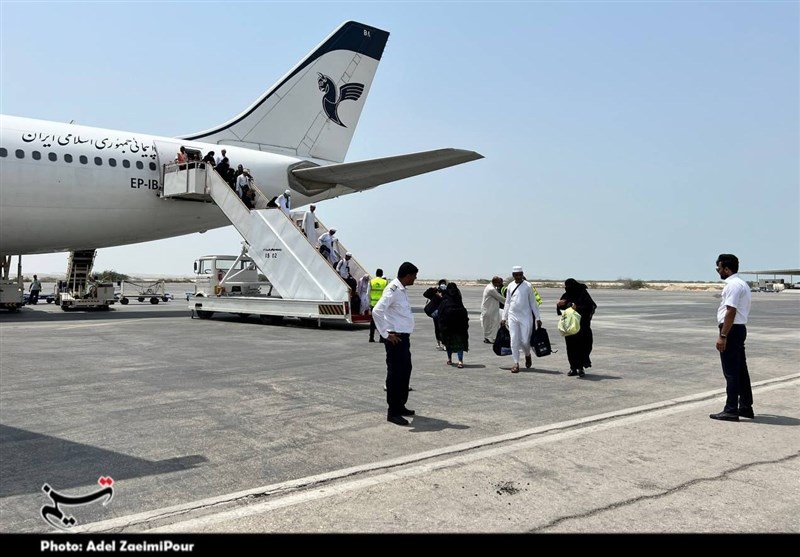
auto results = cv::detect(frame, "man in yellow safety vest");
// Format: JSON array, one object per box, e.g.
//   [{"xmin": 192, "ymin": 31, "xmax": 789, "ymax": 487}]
[{"xmin": 369, "ymin": 268, "xmax": 389, "ymax": 342}]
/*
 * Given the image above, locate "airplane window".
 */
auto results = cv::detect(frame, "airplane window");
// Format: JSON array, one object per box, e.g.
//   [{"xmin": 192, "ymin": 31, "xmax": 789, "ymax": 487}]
[
  {"xmin": 94, "ymin": 157, "xmax": 103, "ymax": 166},
  {"xmin": 149, "ymin": 162, "xmax": 157, "ymax": 171},
  {"xmin": 122, "ymin": 159, "xmax": 130, "ymax": 168},
  {"xmin": 64, "ymin": 154, "xmax": 73, "ymax": 163},
  {"xmin": 136, "ymin": 161, "xmax": 144, "ymax": 169},
  {"xmin": 0, "ymin": 148, "xmax": 6, "ymax": 157},
  {"xmin": 109, "ymin": 158, "xmax": 117, "ymax": 167},
  {"xmin": 48, "ymin": 153, "xmax": 57, "ymax": 162},
  {"xmin": 32, "ymin": 151, "xmax": 42, "ymax": 160},
  {"xmin": 79, "ymin": 155, "xmax": 88, "ymax": 164},
  {"xmin": 15, "ymin": 149, "xmax": 24, "ymax": 159}
]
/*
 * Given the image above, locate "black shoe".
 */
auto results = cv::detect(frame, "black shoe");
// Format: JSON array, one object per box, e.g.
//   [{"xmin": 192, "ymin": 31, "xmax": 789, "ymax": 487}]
[
  {"xmin": 738, "ymin": 407, "xmax": 755, "ymax": 419},
  {"xmin": 709, "ymin": 411, "xmax": 739, "ymax": 422},
  {"xmin": 400, "ymin": 408, "xmax": 415, "ymax": 416},
  {"xmin": 369, "ymin": 338, "xmax": 375, "ymax": 343},
  {"xmin": 578, "ymin": 369, "xmax": 585, "ymax": 377},
  {"xmin": 567, "ymin": 370, "xmax": 578, "ymax": 377},
  {"xmin": 387, "ymin": 415, "xmax": 410, "ymax": 426}
]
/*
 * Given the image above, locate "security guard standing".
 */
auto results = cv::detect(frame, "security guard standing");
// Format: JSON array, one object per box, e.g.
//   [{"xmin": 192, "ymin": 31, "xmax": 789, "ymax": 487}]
[
  {"xmin": 372, "ymin": 262, "xmax": 419, "ymax": 426},
  {"xmin": 368, "ymin": 268, "xmax": 388, "ymax": 343}
]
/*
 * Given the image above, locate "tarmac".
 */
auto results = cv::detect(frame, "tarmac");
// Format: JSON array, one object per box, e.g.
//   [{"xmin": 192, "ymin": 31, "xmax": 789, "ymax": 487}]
[{"xmin": 0, "ymin": 286, "xmax": 798, "ymax": 535}]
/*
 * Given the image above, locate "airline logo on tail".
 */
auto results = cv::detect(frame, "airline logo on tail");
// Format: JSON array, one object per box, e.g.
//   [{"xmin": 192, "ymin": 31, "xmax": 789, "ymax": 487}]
[{"xmin": 317, "ymin": 73, "xmax": 364, "ymax": 127}]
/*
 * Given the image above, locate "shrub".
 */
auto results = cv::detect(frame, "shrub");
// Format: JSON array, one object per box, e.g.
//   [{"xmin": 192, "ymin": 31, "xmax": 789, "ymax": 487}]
[{"xmin": 619, "ymin": 278, "xmax": 647, "ymax": 290}]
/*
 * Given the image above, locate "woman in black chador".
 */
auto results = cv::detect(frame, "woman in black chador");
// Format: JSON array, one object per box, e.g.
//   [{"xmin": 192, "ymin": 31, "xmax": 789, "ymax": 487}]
[
  {"xmin": 437, "ymin": 282, "xmax": 470, "ymax": 368},
  {"xmin": 423, "ymin": 279, "xmax": 448, "ymax": 350},
  {"xmin": 556, "ymin": 278, "xmax": 597, "ymax": 377}
]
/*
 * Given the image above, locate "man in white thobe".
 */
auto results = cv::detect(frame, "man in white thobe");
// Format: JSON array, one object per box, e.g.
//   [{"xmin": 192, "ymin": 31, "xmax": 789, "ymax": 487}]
[
  {"xmin": 289, "ymin": 204, "xmax": 318, "ymax": 243},
  {"xmin": 481, "ymin": 276, "xmax": 505, "ymax": 343},
  {"xmin": 336, "ymin": 252, "xmax": 353, "ymax": 279},
  {"xmin": 317, "ymin": 228, "xmax": 338, "ymax": 265},
  {"xmin": 276, "ymin": 189, "xmax": 291, "ymax": 216},
  {"xmin": 501, "ymin": 266, "xmax": 542, "ymax": 373}
]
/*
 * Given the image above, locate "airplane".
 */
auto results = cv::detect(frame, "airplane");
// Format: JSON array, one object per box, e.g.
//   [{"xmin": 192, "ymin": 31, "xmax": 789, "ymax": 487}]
[{"xmin": 0, "ymin": 21, "xmax": 482, "ymax": 262}]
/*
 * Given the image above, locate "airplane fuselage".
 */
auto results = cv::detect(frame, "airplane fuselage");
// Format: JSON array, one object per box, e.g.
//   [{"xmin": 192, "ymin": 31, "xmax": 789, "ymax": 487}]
[{"xmin": 0, "ymin": 115, "xmax": 325, "ymax": 255}]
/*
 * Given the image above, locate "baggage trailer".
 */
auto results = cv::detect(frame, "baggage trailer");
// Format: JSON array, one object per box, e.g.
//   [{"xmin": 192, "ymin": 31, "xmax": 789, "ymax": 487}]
[
  {"xmin": 189, "ymin": 253, "xmax": 354, "ymax": 325},
  {"xmin": 117, "ymin": 279, "xmax": 170, "ymax": 304}
]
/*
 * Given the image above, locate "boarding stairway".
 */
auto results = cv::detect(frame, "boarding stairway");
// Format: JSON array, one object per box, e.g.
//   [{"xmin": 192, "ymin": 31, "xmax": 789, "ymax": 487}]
[
  {"xmin": 160, "ymin": 163, "xmax": 368, "ymax": 308},
  {"xmin": 64, "ymin": 249, "xmax": 97, "ymax": 295}
]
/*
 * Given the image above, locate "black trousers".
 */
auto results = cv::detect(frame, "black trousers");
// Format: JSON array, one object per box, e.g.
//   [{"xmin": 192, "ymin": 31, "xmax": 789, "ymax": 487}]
[
  {"xmin": 433, "ymin": 316, "xmax": 442, "ymax": 343},
  {"xmin": 385, "ymin": 334, "xmax": 412, "ymax": 416},
  {"xmin": 719, "ymin": 324, "xmax": 752, "ymax": 413},
  {"xmin": 29, "ymin": 290, "xmax": 40, "ymax": 304},
  {"xmin": 369, "ymin": 306, "xmax": 377, "ymax": 339}
]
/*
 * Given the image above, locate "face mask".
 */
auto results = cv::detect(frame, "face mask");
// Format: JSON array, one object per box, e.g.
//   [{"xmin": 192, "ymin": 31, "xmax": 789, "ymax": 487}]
[{"xmin": 438, "ymin": 285, "xmax": 446, "ymax": 291}]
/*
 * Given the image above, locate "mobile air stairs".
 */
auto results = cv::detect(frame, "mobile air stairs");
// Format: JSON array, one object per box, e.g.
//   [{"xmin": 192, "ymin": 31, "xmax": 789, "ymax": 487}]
[
  {"xmin": 160, "ymin": 162, "xmax": 370, "ymax": 325},
  {"xmin": 55, "ymin": 249, "xmax": 116, "ymax": 311}
]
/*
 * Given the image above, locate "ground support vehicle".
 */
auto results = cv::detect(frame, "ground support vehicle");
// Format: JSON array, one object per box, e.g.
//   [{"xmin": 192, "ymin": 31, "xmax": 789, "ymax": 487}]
[
  {"xmin": 117, "ymin": 279, "xmax": 171, "ymax": 304},
  {"xmin": 0, "ymin": 255, "xmax": 24, "ymax": 311}
]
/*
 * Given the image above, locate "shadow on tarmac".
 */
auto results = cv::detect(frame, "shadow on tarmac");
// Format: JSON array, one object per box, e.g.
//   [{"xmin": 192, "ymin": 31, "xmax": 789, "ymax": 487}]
[
  {"xmin": 407, "ymin": 416, "xmax": 470, "ymax": 433},
  {"xmin": 0, "ymin": 425, "xmax": 207, "ymax": 497},
  {"xmin": 0, "ymin": 308, "xmax": 184, "ymax": 323}
]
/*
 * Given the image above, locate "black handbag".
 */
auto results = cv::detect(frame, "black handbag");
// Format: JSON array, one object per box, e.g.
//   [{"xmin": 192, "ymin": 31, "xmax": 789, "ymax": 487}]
[
  {"xmin": 493, "ymin": 325, "xmax": 512, "ymax": 356},
  {"xmin": 531, "ymin": 327, "xmax": 555, "ymax": 357}
]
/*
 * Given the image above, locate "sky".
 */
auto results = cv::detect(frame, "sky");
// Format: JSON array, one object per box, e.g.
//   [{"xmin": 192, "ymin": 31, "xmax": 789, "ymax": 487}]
[{"xmin": 1, "ymin": 1, "xmax": 798, "ymax": 282}]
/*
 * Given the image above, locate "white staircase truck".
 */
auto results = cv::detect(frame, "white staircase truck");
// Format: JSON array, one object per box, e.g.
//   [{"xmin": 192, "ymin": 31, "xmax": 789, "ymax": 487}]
[{"xmin": 161, "ymin": 162, "xmax": 370, "ymax": 325}]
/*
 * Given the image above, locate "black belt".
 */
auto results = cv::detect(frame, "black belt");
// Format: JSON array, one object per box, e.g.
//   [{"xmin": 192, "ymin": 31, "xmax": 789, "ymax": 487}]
[
  {"xmin": 719, "ymin": 324, "xmax": 745, "ymax": 329},
  {"xmin": 389, "ymin": 332, "xmax": 410, "ymax": 337}
]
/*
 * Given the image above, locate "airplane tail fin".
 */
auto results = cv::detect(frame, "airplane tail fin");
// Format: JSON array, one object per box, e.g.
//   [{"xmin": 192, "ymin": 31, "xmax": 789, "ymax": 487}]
[{"xmin": 182, "ymin": 21, "xmax": 389, "ymax": 164}]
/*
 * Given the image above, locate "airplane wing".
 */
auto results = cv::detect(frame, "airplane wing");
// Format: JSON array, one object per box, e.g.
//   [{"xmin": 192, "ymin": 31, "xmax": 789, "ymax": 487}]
[{"xmin": 289, "ymin": 148, "xmax": 483, "ymax": 195}]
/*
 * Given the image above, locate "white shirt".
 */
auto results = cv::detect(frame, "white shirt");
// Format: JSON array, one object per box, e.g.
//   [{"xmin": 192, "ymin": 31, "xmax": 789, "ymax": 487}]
[
  {"xmin": 371, "ymin": 278, "xmax": 415, "ymax": 337},
  {"xmin": 717, "ymin": 273, "xmax": 751, "ymax": 324},
  {"xmin": 481, "ymin": 283, "xmax": 505, "ymax": 313},
  {"xmin": 277, "ymin": 193, "xmax": 291, "ymax": 215},
  {"xmin": 215, "ymin": 153, "xmax": 225, "ymax": 165},
  {"xmin": 502, "ymin": 280, "xmax": 541, "ymax": 323},
  {"xmin": 318, "ymin": 232, "xmax": 334, "ymax": 252},
  {"xmin": 336, "ymin": 257, "xmax": 351, "ymax": 279},
  {"xmin": 235, "ymin": 174, "xmax": 250, "ymax": 196}
]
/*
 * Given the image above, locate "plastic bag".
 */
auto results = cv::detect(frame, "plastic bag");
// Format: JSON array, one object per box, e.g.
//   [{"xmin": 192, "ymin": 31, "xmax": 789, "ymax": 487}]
[{"xmin": 558, "ymin": 307, "xmax": 581, "ymax": 337}]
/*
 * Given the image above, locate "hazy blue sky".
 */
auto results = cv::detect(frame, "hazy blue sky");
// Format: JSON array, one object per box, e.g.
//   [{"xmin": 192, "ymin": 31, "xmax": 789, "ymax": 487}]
[{"xmin": 2, "ymin": 1, "xmax": 798, "ymax": 282}]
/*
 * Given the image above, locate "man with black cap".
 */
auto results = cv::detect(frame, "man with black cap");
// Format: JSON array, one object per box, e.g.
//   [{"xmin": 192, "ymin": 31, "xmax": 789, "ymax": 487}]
[{"xmin": 500, "ymin": 265, "xmax": 542, "ymax": 373}]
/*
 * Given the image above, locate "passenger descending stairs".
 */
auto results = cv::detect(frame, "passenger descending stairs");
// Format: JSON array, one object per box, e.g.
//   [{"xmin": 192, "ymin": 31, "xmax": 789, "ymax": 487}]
[
  {"xmin": 65, "ymin": 249, "xmax": 96, "ymax": 294},
  {"xmin": 161, "ymin": 164, "xmax": 350, "ymax": 303}
]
